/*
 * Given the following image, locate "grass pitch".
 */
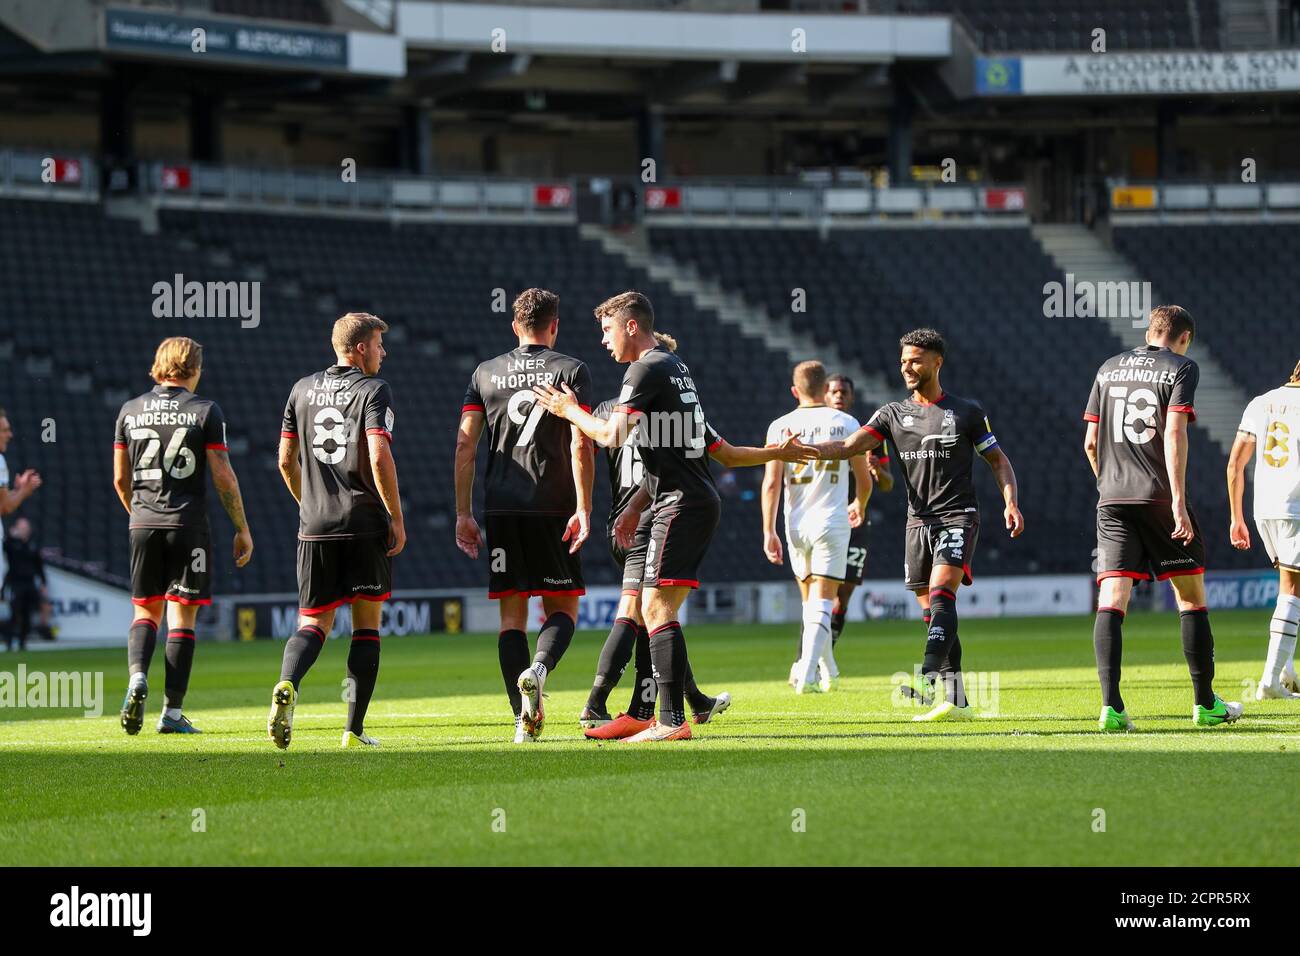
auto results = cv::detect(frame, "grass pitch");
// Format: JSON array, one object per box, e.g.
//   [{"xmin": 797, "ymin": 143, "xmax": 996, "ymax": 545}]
[{"xmin": 0, "ymin": 611, "xmax": 1293, "ymax": 866}]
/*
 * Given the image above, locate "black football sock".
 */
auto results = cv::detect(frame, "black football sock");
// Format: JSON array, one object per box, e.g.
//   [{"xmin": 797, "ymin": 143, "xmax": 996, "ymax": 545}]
[
  {"xmin": 1180, "ymin": 607, "xmax": 1217, "ymax": 709},
  {"xmin": 587, "ymin": 617, "xmax": 637, "ymax": 714},
  {"xmin": 498, "ymin": 629, "xmax": 530, "ymax": 717},
  {"xmin": 628, "ymin": 625, "xmax": 657, "ymax": 721},
  {"xmin": 649, "ymin": 621, "xmax": 687, "ymax": 727},
  {"xmin": 127, "ymin": 618, "xmax": 158, "ymax": 678},
  {"xmin": 922, "ymin": 588, "xmax": 958, "ymax": 681},
  {"xmin": 939, "ymin": 634, "xmax": 967, "ymax": 708},
  {"xmin": 534, "ymin": 611, "xmax": 575, "ymax": 674},
  {"xmin": 346, "ymin": 630, "xmax": 381, "ymax": 735},
  {"xmin": 684, "ymin": 659, "xmax": 713, "ymax": 715},
  {"xmin": 280, "ymin": 624, "xmax": 326, "ymax": 690},
  {"xmin": 163, "ymin": 627, "xmax": 196, "ymax": 710},
  {"xmin": 1093, "ymin": 607, "xmax": 1125, "ymax": 712},
  {"xmin": 830, "ymin": 608, "xmax": 847, "ymax": 649}
]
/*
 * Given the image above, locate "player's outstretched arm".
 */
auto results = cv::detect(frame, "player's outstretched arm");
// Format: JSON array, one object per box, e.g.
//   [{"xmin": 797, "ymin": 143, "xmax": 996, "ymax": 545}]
[
  {"xmin": 111, "ymin": 447, "xmax": 132, "ymax": 516},
  {"xmin": 208, "ymin": 448, "xmax": 253, "ymax": 567},
  {"xmin": 368, "ymin": 433, "xmax": 405, "ymax": 557},
  {"xmin": 532, "ymin": 383, "xmax": 627, "ymax": 448},
  {"xmin": 1, "ymin": 468, "xmax": 41, "ymax": 516},
  {"xmin": 1164, "ymin": 411, "xmax": 1194, "ymax": 542},
  {"xmin": 1083, "ymin": 421, "xmax": 1100, "ymax": 479},
  {"xmin": 454, "ymin": 411, "xmax": 486, "ymax": 559},
  {"xmin": 709, "ymin": 432, "xmax": 817, "ymax": 468},
  {"xmin": 814, "ymin": 427, "xmax": 880, "ymax": 461},
  {"xmin": 1226, "ymin": 431, "xmax": 1255, "ymax": 550},
  {"xmin": 565, "ymin": 423, "xmax": 594, "ymax": 554},
  {"xmin": 981, "ymin": 447, "xmax": 1024, "ymax": 538},
  {"xmin": 277, "ymin": 435, "xmax": 302, "ymax": 504}
]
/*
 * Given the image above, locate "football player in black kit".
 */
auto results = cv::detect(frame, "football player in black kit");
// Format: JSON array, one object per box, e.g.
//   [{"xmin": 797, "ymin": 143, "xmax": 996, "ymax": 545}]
[
  {"xmin": 455, "ymin": 289, "xmax": 595, "ymax": 743},
  {"xmin": 580, "ymin": 331, "xmax": 816, "ymax": 739},
  {"xmin": 113, "ymin": 337, "xmax": 253, "ymax": 736},
  {"xmin": 1083, "ymin": 305, "xmax": 1242, "ymax": 730},
  {"xmin": 811, "ymin": 329, "xmax": 1024, "ymax": 722},
  {"xmin": 270, "ymin": 313, "xmax": 405, "ymax": 750},
  {"xmin": 535, "ymin": 291, "xmax": 813, "ymax": 741}
]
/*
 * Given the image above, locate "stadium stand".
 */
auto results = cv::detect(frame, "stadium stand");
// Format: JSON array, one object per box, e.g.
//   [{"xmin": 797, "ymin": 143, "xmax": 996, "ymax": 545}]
[
  {"xmin": 649, "ymin": 223, "xmax": 1253, "ymax": 574},
  {"xmin": 0, "ymin": 198, "xmax": 805, "ymax": 596},
  {"xmin": 895, "ymin": 0, "xmax": 1220, "ymax": 51}
]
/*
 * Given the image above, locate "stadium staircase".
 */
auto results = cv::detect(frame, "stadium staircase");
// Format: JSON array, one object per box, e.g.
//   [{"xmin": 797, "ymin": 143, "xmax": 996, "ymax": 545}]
[
  {"xmin": 577, "ymin": 224, "xmax": 893, "ymax": 410},
  {"xmin": 1031, "ymin": 223, "xmax": 1249, "ymax": 455}
]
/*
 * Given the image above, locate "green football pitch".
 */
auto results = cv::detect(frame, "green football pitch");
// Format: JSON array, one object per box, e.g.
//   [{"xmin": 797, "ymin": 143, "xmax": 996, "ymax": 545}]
[{"xmin": 0, "ymin": 611, "xmax": 1294, "ymax": 866}]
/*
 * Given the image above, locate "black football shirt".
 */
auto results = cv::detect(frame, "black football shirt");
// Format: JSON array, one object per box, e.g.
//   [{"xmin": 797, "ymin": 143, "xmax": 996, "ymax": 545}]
[
  {"xmin": 114, "ymin": 385, "xmax": 227, "ymax": 530},
  {"xmin": 615, "ymin": 345, "xmax": 720, "ymax": 508},
  {"xmin": 863, "ymin": 394, "xmax": 996, "ymax": 526},
  {"xmin": 1084, "ymin": 345, "xmax": 1199, "ymax": 505},
  {"xmin": 595, "ymin": 395, "xmax": 722, "ymax": 521},
  {"xmin": 463, "ymin": 344, "xmax": 593, "ymax": 516},
  {"xmin": 281, "ymin": 365, "xmax": 395, "ymax": 540}
]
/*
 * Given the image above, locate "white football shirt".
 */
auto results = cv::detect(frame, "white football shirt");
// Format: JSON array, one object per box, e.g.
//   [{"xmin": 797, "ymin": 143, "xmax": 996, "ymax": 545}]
[
  {"xmin": 1238, "ymin": 383, "xmax": 1300, "ymax": 519},
  {"xmin": 766, "ymin": 404, "xmax": 860, "ymax": 533}
]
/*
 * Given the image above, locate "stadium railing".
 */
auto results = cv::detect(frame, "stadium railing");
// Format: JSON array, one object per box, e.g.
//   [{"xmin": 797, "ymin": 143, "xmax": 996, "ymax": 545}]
[
  {"xmin": 0, "ymin": 149, "xmax": 98, "ymax": 202},
  {"xmin": 1108, "ymin": 179, "xmax": 1300, "ymax": 219}
]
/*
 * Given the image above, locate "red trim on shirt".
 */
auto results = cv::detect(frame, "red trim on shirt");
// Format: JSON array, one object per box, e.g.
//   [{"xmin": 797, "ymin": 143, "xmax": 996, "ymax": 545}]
[
  {"xmin": 862, "ymin": 424, "xmax": 886, "ymax": 442},
  {"xmin": 280, "ymin": 431, "xmax": 297, "ymax": 439},
  {"xmin": 1168, "ymin": 404, "xmax": 1196, "ymax": 421},
  {"xmin": 165, "ymin": 595, "xmax": 212, "ymax": 606},
  {"xmin": 579, "ymin": 404, "xmax": 592, "ymax": 413},
  {"xmin": 205, "ymin": 443, "xmax": 227, "ymax": 451},
  {"xmin": 1157, "ymin": 567, "xmax": 1204, "ymax": 581},
  {"xmin": 113, "ymin": 442, "xmax": 126, "ymax": 449},
  {"xmin": 1082, "ymin": 413, "xmax": 1100, "ymax": 423},
  {"xmin": 365, "ymin": 428, "xmax": 392, "ymax": 442},
  {"xmin": 707, "ymin": 437, "xmax": 723, "ymax": 452},
  {"xmin": 915, "ymin": 391, "xmax": 946, "ymax": 406},
  {"xmin": 1097, "ymin": 570, "xmax": 1152, "ymax": 583},
  {"xmin": 461, "ymin": 404, "xmax": 485, "ymax": 414},
  {"xmin": 614, "ymin": 404, "xmax": 644, "ymax": 417}
]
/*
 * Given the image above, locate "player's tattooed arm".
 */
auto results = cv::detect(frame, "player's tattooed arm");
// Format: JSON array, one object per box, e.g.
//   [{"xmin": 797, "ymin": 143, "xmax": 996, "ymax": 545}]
[
  {"xmin": 814, "ymin": 426, "xmax": 881, "ymax": 461},
  {"xmin": 277, "ymin": 435, "xmax": 302, "ymax": 504},
  {"xmin": 454, "ymin": 410, "xmax": 486, "ymax": 559},
  {"xmin": 1226, "ymin": 431, "xmax": 1255, "ymax": 550},
  {"xmin": 981, "ymin": 447, "xmax": 1025, "ymax": 538},
  {"xmin": 710, "ymin": 431, "xmax": 818, "ymax": 468},
  {"xmin": 1164, "ymin": 411, "xmax": 1194, "ymax": 542},
  {"xmin": 112, "ymin": 447, "xmax": 132, "ymax": 516},
  {"xmin": 368, "ymin": 433, "xmax": 406, "ymax": 557},
  {"xmin": 208, "ymin": 449, "xmax": 254, "ymax": 567},
  {"xmin": 1083, "ymin": 421, "xmax": 1100, "ymax": 479}
]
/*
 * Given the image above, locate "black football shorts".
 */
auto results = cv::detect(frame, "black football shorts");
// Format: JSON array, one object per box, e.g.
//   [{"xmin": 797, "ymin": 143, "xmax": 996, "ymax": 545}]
[
  {"xmin": 1096, "ymin": 502, "xmax": 1206, "ymax": 583},
  {"xmin": 486, "ymin": 514, "xmax": 585, "ymax": 599},
  {"xmin": 297, "ymin": 534, "xmax": 392, "ymax": 614},
  {"xmin": 129, "ymin": 526, "xmax": 212, "ymax": 606},
  {"xmin": 642, "ymin": 498, "xmax": 720, "ymax": 591},
  {"xmin": 904, "ymin": 517, "xmax": 979, "ymax": 591},
  {"xmin": 844, "ymin": 520, "xmax": 871, "ymax": 586}
]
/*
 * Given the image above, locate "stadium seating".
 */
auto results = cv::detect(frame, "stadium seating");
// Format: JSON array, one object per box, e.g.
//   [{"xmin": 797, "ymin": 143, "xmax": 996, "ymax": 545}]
[
  {"xmin": 0, "ymin": 199, "xmax": 803, "ymax": 595},
  {"xmin": 0, "ymin": 198, "xmax": 1255, "ymax": 605},
  {"xmin": 894, "ymin": 0, "xmax": 1219, "ymax": 51},
  {"xmin": 649, "ymin": 223, "xmax": 1253, "ymax": 574}
]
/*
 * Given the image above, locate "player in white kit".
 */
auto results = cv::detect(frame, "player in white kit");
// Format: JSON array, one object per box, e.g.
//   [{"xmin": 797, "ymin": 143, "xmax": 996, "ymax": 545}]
[
  {"xmin": 762, "ymin": 362, "xmax": 873, "ymax": 692},
  {"xmin": 1227, "ymin": 359, "xmax": 1300, "ymax": 700}
]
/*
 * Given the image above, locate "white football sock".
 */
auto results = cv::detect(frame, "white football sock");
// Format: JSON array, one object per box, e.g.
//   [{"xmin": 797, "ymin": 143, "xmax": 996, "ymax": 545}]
[
  {"xmin": 820, "ymin": 632, "xmax": 839, "ymax": 679},
  {"xmin": 129, "ymin": 671, "xmax": 147, "ymax": 688},
  {"xmin": 1264, "ymin": 594, "xmax": 1300, "ymax": 686},
  {"xmin": 164, "ymin": 707, "xmax": 182, "ymax": 721},
  {"xmin": 799, "ymin": 598, "xmax": 834, "ymax": 685}
]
